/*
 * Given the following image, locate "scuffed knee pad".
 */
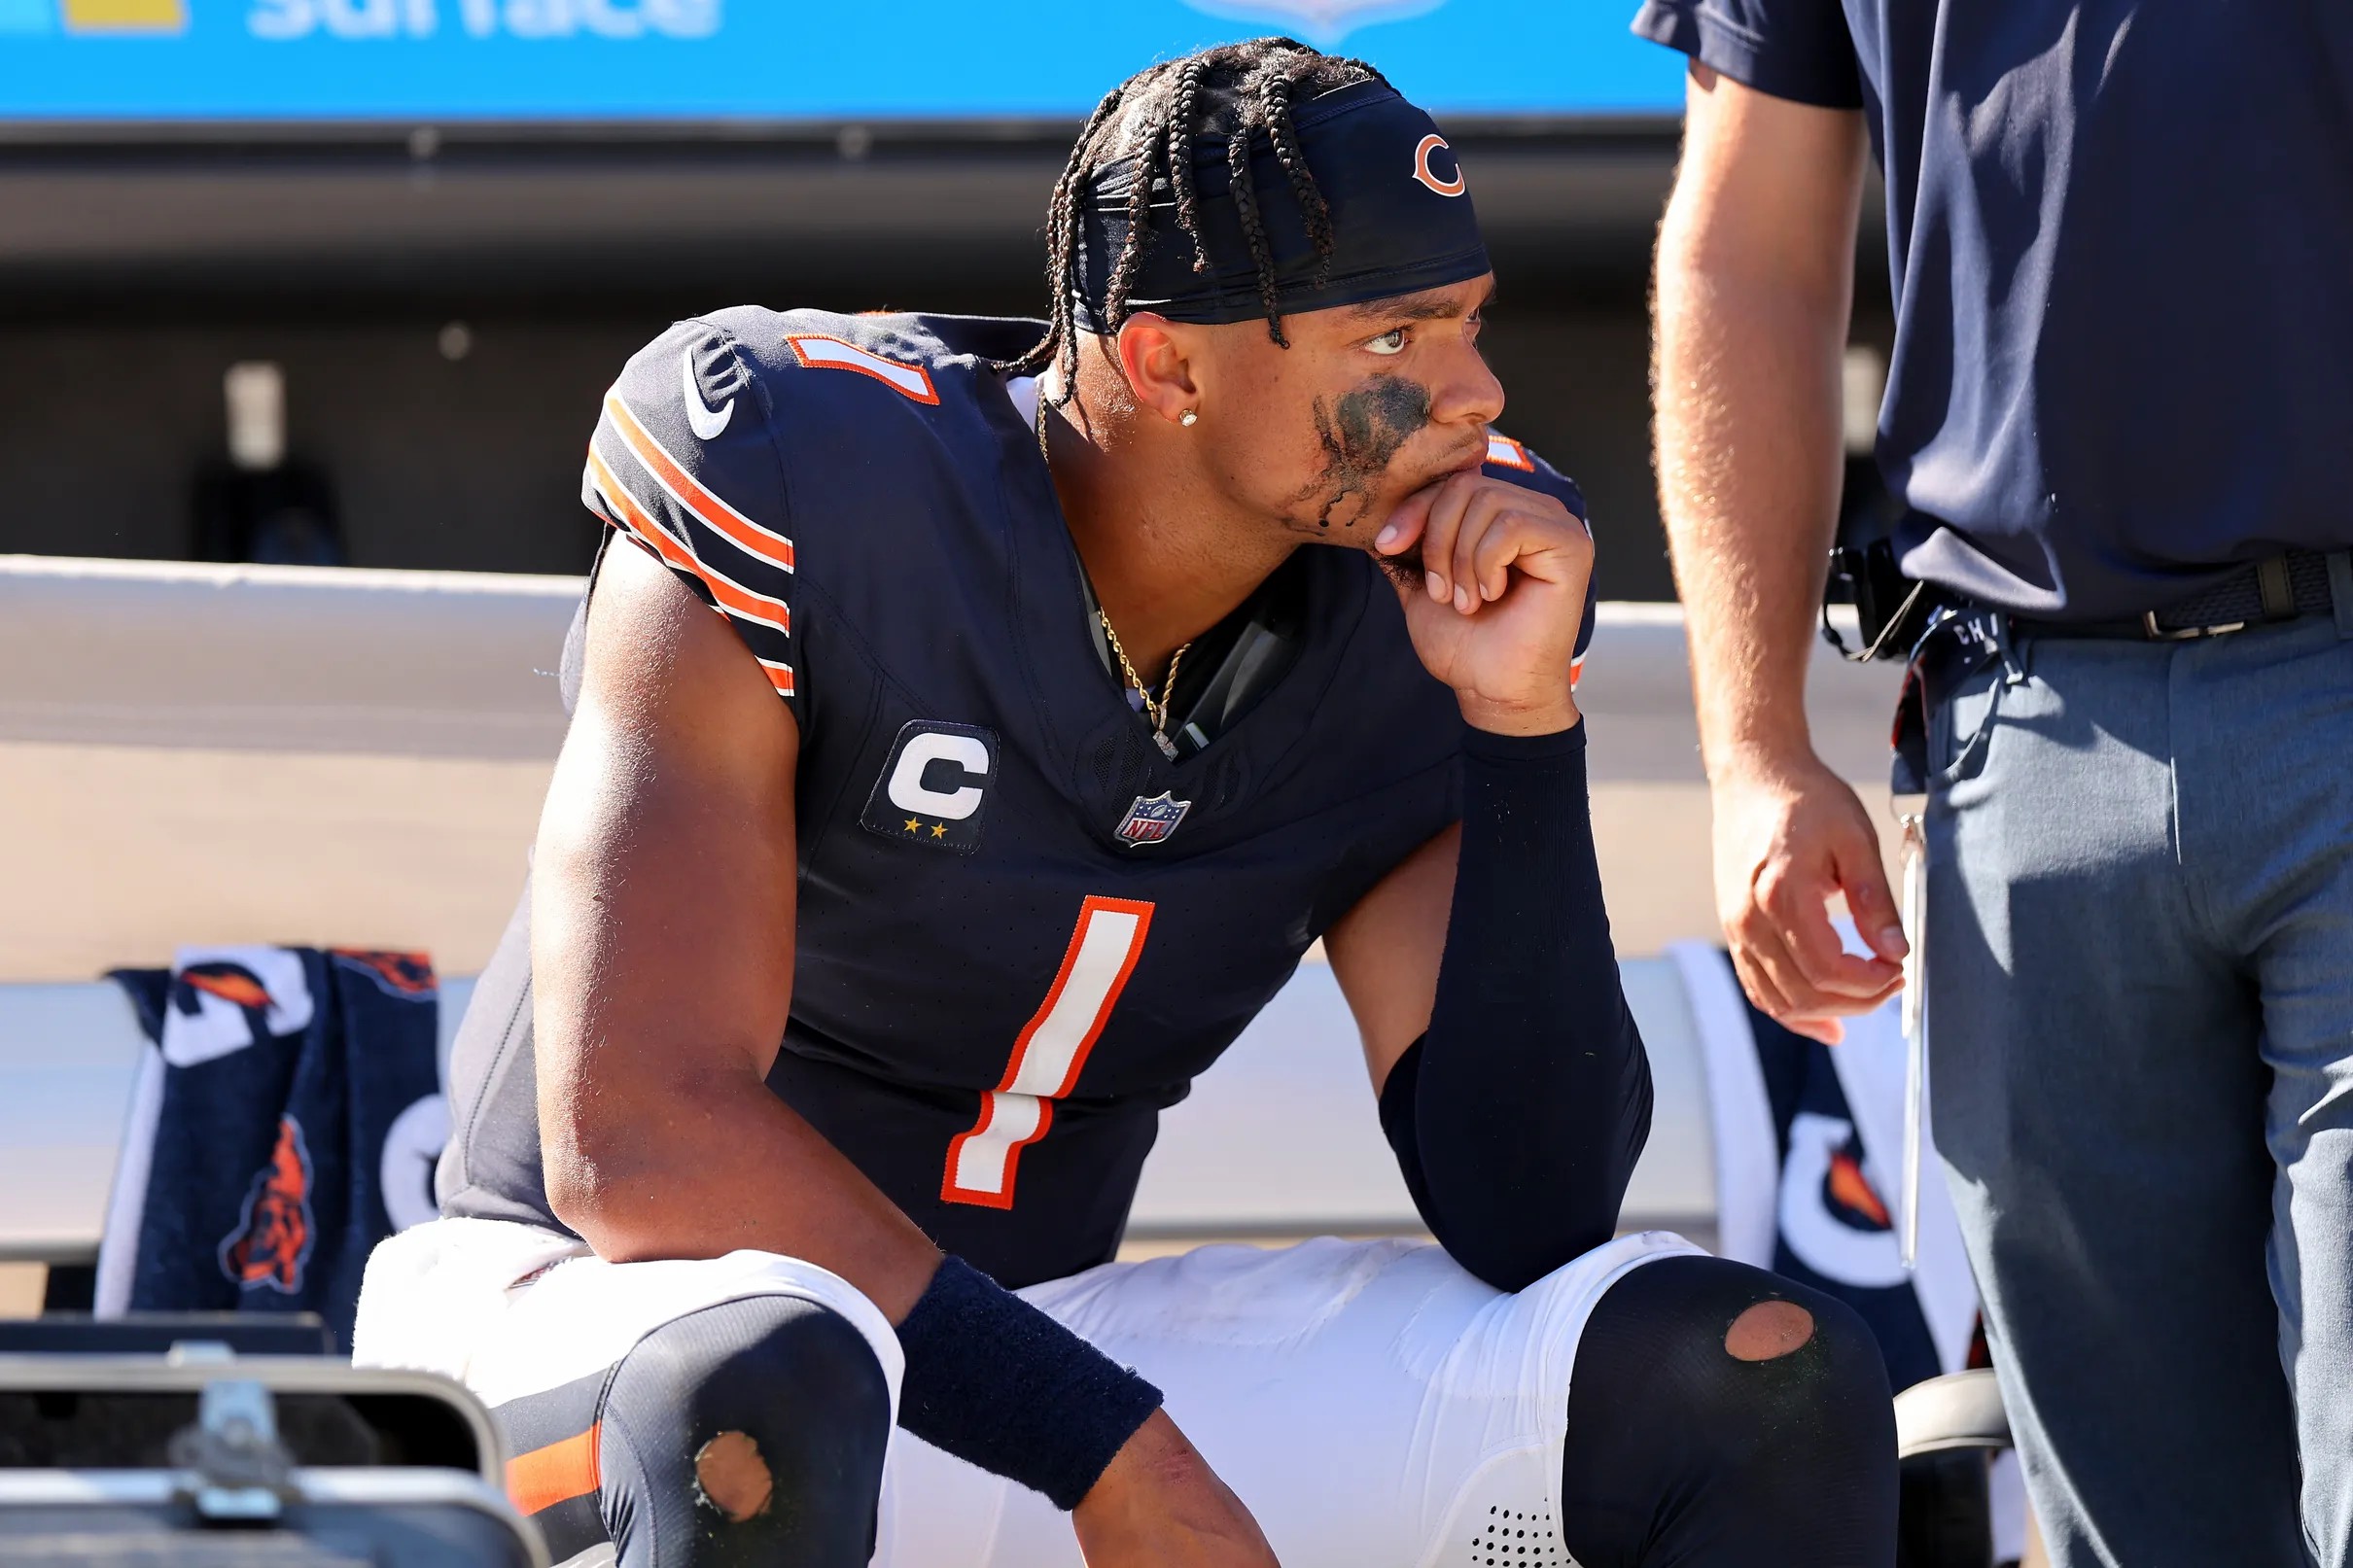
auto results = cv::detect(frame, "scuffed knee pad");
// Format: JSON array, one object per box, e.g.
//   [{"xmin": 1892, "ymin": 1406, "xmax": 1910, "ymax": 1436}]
[
  {"xmin": 1560, "ymin": 1255, "xmax": 1897, "ymax": 1568},
  {"xmin": 599, "ymin": 1294, "xmax": 893, "ymax": 1568}
]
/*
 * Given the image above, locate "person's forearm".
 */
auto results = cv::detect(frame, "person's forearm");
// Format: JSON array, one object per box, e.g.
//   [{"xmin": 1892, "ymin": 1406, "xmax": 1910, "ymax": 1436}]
[
  {"xmin": 541, "ymin": 1058, "xmax": 943, "ymax": 1322},
  {"xmin": 530, "ymin": 755, "xmax": 944, "ymax": 1322},
  {"xmin": 1381, "ymin": 724, "xmax": 1653, "ymax": 1293},
  {"xmin": 1653, "ymin": 83, "xmax": 1866, "ymax": 778},
  {"xmin": 1655, "ymin": 265, "xmax": 1842, "ymax": 772}
]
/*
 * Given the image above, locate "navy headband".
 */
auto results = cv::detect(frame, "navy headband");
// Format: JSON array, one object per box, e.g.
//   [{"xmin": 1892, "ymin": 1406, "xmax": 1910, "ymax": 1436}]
[{"xmin": 1071, "ymin": 79, "xmax": 1492, "ymax": 331}]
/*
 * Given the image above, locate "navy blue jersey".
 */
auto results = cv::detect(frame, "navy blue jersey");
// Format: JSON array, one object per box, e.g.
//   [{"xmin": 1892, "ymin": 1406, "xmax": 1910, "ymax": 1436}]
[
  {"xmin": 443, "ymin": 308, "xmax": 1592, "ymax": 1289},
  {"xmin": 1632, "ymin": 0, "xmax": 2353, "ymax": 617}
]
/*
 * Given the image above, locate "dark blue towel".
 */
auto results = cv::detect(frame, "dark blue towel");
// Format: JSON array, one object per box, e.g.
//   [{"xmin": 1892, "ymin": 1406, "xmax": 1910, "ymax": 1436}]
[
  {"xmin": 104, "ymin": 947, "xmax": 443, "ymax": 1351},
  {"xmin": 1738, "ymin": 998, "xmax": 1950, "ymax": 1391}
]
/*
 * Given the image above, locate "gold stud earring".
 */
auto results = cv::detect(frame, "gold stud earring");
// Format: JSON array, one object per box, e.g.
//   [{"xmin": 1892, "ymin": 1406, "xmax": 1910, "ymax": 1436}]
[{"xmin": 1179, "ymin": 409, "xmax": 1198, "ymax": 427}]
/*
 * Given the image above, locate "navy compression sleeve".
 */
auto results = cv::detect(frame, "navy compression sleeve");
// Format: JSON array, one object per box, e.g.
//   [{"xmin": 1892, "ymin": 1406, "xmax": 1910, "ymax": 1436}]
[{"xmin": 1377, "ymin": 721, "xmax": 1653, "ymax": 1292}]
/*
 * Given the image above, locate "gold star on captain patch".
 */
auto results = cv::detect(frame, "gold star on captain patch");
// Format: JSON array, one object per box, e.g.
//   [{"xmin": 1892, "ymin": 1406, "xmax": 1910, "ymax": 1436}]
[
  {"xmin": 903, "ymin": 818, "xmax": 921, "ymax": 834},
  {"xmin": 931, "ymin": 823, "xmax": 947, "ymax": 839}
]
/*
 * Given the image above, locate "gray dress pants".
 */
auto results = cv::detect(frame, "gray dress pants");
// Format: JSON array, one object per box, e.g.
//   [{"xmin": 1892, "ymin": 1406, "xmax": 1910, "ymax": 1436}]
[{"xmin": 1927, "ymin": 610, "xmax": 2353, "ymax": 1568}]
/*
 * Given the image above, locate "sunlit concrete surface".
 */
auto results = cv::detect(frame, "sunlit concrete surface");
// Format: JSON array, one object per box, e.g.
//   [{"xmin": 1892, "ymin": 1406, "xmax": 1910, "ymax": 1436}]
[{"xmin": 1, "ymin": 558, "xmax": 1901, "ymax": 984}]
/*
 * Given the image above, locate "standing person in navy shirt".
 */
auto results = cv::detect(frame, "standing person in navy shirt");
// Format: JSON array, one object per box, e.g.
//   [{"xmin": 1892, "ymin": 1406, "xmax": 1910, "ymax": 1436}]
[{"xmin": 1637, "ymin": 3, "xmax": 2353, "ymax": 1564}]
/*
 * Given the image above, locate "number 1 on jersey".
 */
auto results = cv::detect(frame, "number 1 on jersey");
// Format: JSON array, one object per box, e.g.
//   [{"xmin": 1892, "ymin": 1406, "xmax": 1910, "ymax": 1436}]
[{"xmin": 941, "ymin": 895, "xmax": 1155, "ymax": 1209}]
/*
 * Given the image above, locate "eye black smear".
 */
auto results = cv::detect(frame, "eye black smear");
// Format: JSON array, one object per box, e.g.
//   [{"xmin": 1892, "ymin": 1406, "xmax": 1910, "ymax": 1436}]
[{"xmin": 1302, "ymin": 374, "xmax": 1433, "ymax": 532}]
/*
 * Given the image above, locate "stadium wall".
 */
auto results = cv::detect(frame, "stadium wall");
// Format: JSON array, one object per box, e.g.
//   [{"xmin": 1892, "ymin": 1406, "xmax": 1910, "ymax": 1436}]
[{"xmin": 0, "ymin": 122, "xmax": 1891, "ymax": 600}]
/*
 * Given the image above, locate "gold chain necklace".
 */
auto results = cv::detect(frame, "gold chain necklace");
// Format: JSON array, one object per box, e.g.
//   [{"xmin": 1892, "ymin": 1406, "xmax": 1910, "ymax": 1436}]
[
  {"xmin": 1033, "ymin": 377, "xmax": 1192, "ymax": 759},
  {"xmin": 1099, "ymin": 610, "xmax": 1190, "ymax": 760}
]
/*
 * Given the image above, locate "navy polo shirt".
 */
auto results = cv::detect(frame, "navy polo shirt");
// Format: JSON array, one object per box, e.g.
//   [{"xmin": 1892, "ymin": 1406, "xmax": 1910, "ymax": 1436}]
[{"xmin": 1633, "ymin": 0, "xmax": 2353, "ymax": 618}]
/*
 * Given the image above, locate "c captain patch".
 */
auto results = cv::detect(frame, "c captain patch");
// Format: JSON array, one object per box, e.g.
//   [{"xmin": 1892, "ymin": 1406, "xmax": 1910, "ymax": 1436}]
[
  {"xmin": 860, "ymin": 720, "xmax": 997, "ymax": 854},
  {"xmin": 1114, "ymin": 790, "xmax": 1191, "ymax": 848}
]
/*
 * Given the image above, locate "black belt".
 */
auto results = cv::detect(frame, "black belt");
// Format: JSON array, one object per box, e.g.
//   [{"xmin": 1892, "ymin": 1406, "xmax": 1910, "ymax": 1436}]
[{"xmin": 2010, "ymin": 548, "xmax": 2347, "ymax": 641}]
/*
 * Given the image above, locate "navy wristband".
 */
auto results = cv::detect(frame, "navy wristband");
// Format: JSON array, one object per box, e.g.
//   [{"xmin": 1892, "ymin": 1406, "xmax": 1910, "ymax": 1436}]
[{"xmin": 894, "ymin": 1256, "xmax": 1164, "ymax": 1510}]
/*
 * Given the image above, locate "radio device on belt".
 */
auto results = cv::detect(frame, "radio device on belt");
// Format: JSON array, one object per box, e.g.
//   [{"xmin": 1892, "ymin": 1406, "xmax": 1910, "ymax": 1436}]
[{"xmin": 1823, "ymin": 537, "xmax": 1937, "ymax": 665}]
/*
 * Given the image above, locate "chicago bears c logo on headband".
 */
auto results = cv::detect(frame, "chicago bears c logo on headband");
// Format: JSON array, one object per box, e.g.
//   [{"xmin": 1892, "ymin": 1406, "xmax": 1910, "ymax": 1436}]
[{"xmin": 1411, "ymin": 133, "xmax": 1466, "ymax": 197}]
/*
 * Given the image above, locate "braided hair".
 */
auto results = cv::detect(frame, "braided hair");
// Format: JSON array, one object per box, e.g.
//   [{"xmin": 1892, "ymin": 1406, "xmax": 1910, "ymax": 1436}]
[{"xmin": 999, "ymin": 37, "xmax": 1388, "ymax": 434}]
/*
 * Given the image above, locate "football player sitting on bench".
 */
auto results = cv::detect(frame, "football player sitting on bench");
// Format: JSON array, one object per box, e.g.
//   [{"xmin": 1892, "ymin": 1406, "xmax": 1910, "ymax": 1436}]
[{"xmin": 358, "ymin": 37, "xmax": 1897, "ymax": 1568}]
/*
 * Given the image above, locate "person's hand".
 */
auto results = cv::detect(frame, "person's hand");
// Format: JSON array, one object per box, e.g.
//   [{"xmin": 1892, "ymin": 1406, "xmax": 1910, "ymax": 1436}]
[
  {"xmin": 1073, "ymin": 1410, "xmax": 1281, "ymax": 1567},
  {"xmin": 1712, "ymin": 749, "xmax": 1908, "ymax": 1044},
  {"xmin": 1374, "ymin": 470, "xmax": 1592, "ymax": 737}
]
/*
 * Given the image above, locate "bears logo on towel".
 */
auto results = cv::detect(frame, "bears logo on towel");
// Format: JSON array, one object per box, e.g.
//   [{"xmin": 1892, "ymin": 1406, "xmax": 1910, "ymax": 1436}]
[
  {"xmin": 182, "ymin": 964, "xmax": 271, "ymax": 1011},
  {"xmin": 219, "ymin": 1113, "xmax": 317, "ymax": 1294},
  {"xmin": 1826, "ymin": 1143, "xmax": 1893, "ymax": 1230},
  {"xmin": 159, "ymin": 948, "xmax": 316, "ymax": 1068},
  {"xmin": 331, "ymin": 949, "xmax": 438, "ymax": 999}
]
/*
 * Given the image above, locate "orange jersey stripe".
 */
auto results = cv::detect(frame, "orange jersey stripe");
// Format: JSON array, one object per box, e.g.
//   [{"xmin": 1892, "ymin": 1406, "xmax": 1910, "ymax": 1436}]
[
  {"xmin": 585, "ymin": 450, "xmax": 790, "ymax": 637},
  {"xmin": 602, "ymin": 391, "xmax": 796, "ymax": 573},
  {"xmin": 507, "ymin": 1422, "xmax": 600, "ymax": 1516}
]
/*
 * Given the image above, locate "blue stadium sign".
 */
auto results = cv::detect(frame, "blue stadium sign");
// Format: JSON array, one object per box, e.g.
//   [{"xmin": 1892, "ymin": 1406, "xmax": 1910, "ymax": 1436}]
[{"xmin": 0, "ymin": 0, "xmax": 1683, "ymax": 122}]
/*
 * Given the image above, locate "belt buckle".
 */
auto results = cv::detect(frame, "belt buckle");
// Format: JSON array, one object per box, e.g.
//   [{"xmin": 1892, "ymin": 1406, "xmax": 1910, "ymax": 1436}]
[{"xmin": 2143, "ymin": 610, "xmax": 2247, "ymax": 641}]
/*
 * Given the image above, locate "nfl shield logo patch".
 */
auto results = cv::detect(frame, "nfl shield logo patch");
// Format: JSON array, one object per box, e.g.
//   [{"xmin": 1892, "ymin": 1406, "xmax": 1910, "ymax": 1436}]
[{"xmin": 1115, "ymin": 790, "xmax": 1191, "ymax": 848}]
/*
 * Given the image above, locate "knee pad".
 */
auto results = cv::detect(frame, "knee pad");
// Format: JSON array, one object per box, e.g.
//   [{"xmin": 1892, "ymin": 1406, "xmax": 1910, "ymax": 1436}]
[
  {"xmin": 504, "ymin": 1293, "xmax": 892, "ymax": 1568},
  {"xmin": 1560, "ymin": 1255, "xmax": 1897, "ymax": 1568}
]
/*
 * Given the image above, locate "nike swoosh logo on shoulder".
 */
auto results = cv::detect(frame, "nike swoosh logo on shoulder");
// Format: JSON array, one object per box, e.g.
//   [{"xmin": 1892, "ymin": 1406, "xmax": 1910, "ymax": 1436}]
[{"xmin": 682, "ymin": 347, "xmax": 735, "ymax": 440}]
